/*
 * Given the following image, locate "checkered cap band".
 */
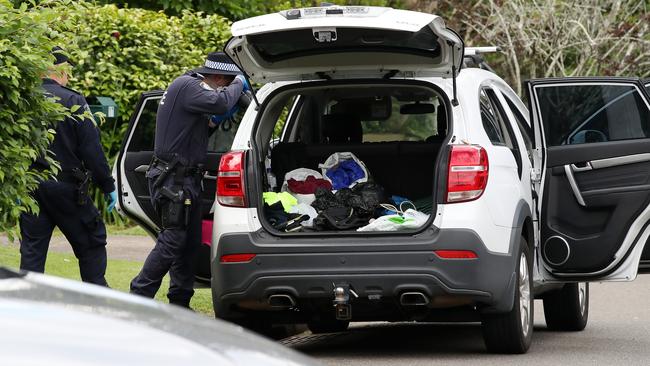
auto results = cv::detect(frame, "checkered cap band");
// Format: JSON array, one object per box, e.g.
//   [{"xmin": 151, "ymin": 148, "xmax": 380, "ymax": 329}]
[{"xmin": 204, "ymin": 60, "xmax": 240, "ymax": 72}]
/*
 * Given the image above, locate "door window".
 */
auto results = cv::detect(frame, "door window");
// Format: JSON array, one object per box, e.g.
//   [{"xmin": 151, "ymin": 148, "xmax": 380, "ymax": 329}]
[
  {"xmin": 503, "ymin": 95, "xmax": 534, "ymax": 151},
  {"xmin": 206, "ymin": 113, "xmax": 243, "ymax": 153},
  {"xmin": 127, "ymin": 97, "xmax": 160, "ymax": 152},
  {"xmin": 534, "ymin": 84, "xmax": 650, "ymax": 146},
  {"xmin": 482, "ymin": 88, "xmax": 522, "ymax": 175},
  {"xmin": 480, "ymin": 89, "xmax": 513, "ymax": 148}
]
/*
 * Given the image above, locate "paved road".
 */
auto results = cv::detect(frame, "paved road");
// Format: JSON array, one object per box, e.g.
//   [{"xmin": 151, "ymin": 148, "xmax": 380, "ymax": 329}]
[{"xmin": 282, "ymin": 276, "xmax": 650, "ymax": 365}]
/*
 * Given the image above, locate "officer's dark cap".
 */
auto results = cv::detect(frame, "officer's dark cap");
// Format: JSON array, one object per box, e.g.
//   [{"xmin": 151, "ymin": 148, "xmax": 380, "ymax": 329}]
[
  {"xmin": 195, "ymin": 52, "xmax": 242, "ymax": 76},
  {"xmin": 52, "ymin": 46, "xmax": 75, "ymax": 66}
]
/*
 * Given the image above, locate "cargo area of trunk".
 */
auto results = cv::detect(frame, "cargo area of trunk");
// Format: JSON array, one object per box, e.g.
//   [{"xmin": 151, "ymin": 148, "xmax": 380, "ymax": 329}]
[{"xmin": 252, "ymin": 81, "xmax": 451, "ymax": 235}]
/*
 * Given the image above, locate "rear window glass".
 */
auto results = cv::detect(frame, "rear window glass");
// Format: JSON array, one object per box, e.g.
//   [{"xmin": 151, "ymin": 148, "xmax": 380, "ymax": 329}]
[
  {"xmin": 359, "ymin": 97, "xmax": 444, "ymax": 142},
  {"xmin": 247, "ymin": 26, "xmax": 440, "ymax": 62},
  {"xmin": 535, "ymin": 84, "xmax": 650, "ymax": 146}
]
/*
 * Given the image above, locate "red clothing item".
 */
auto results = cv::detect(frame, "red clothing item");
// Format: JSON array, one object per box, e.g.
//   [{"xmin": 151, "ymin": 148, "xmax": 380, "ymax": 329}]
[{"xmin": 287, "ymin": 175, "xmax": 332, "ymax": 194}]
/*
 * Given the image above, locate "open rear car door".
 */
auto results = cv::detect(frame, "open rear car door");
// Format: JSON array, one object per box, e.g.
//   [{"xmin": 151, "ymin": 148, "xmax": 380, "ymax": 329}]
[
  {"xmin": 115, "ymin": 91, "xmax": 237, "ymax": 281},
  {"xmin": 225, "ymin": 5, "xmax": 463, "ymax": 83},
  {"xmin": 528, "ymin": 77, "xmax": 650, "ymax": 280}
]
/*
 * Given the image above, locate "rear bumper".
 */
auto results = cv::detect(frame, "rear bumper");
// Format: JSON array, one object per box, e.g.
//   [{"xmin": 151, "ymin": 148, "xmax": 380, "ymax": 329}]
[{"xmin": 212, "ymin": 228, "xmax": 518, "ymax": 320}]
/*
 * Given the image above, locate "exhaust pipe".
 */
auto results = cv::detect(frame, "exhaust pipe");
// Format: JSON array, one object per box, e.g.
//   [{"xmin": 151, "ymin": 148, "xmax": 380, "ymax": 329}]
[
  {"xmin": 400, "ymin": 292, "xmax": 429, "ymax": 306},
  {"xmin": 268, "ymin": 294, "xmax": 296, "ymax": 309}
]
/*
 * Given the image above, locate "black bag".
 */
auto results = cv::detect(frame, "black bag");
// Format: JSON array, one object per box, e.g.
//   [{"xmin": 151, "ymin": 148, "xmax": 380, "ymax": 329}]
[
  {"xmin": 314, "ymin": 207, "xmax": 369, "ymax": 231},
  {"xmin": 350, "ymin": 182, "xmax": 385, "ymax": 217},
  {"xmin": 311, "ymin": 182, "xmax": 385, "ymax": 217}
]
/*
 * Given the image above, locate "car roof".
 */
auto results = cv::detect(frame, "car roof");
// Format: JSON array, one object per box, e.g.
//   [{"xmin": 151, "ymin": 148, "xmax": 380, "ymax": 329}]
[{"xmin": 0, "ymin": 268, "xmax": 318, "ymax": 366}]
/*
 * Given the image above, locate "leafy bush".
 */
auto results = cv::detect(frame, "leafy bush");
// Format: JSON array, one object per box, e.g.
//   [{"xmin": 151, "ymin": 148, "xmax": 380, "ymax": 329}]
[
  {"xmin": 1, "ymin": 2, "xmax": 233, "ymax": 232},
  {"xmin": 0, "ymin": 0, "xmax": 77, "ymax": 238}
]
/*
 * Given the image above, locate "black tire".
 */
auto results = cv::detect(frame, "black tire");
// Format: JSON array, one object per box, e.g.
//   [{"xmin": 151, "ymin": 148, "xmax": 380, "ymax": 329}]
[
  {"xmin": 543, "ymin": 282, "xmax": 589, "ymax": 331},
  {"xmin": 482, "ymin": 238, "xmax": 533, "ymax": 354},
  {"xmin": 307, "ymin": 320, "xmax": 350, "ymax": 334}
]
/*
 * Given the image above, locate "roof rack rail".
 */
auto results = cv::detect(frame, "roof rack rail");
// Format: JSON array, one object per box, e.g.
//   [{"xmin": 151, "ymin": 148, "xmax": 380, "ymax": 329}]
[
  {"xmin": 463, "ymin": 46, "xmax": 500, "ymax": 72},
  {"xmin": 464, "ymin": 46, "xmax": 500, "ymax": 56}
]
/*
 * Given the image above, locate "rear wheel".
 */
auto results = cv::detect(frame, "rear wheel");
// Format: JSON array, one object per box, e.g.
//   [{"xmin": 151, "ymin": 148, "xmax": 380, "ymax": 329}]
[
  {"xmin": 543, "ymin": 282, "xmax": 589, "ymax": 331},
  {"xmin": 482, "ymin": 238, "xmax": 533, "ymax": 354}
]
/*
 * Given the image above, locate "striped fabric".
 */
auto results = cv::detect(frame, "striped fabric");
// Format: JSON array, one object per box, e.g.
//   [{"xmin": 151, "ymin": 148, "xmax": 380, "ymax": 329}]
[{"xmin": 204, "ymin": 60, "xmax": 240, "ymax": 72}]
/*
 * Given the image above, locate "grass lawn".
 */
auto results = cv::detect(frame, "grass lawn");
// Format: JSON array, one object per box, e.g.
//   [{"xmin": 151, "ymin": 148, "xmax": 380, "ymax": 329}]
[
  {"xmin": 0, "ymin": 244, "xmax": 214, "ymax": 316},
  {"xmin": 52, "ymin": 224, "xmax": 149, "ymax": 237}
]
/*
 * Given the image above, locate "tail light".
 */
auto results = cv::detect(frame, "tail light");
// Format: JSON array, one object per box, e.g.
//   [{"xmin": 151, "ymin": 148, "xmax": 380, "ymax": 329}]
[
  {"xmin": 217, "ymin": 151, "xmax": 247, "ymax": 207},
  {"xmin": 446, "ymin": 145, "xmax": 488, "ymax": 203}
]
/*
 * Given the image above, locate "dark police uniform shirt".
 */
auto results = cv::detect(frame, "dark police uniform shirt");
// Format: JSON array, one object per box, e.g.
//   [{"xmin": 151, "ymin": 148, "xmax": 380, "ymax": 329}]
[
  {"xmin": 154, "ymin": 73, "xmax": 244, "ymax": 167},
  {"xmin": 34, "ymin": 78, "xmax": 115, "ymax": 193}
]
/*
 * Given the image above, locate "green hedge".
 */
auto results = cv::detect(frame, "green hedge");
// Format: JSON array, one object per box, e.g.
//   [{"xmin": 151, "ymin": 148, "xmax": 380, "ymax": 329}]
[
  {"xmin": 0, "ymin": 0, "xmax": 77, "ymax": 238},
  {"xmin": 67, "ymin": 5, "xmax": 231, "ymax": 158},
  {"xmin": 1, "ymin": 1, "xmax": 233, "ymax": 234}
]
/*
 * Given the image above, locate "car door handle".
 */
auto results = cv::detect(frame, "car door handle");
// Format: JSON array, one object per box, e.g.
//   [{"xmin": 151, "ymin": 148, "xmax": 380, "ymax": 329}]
[
  {"xmin": 203, "ymin": 173, "xmax": 217, "ymax": 181},
  {"xmin": 564, "ymin": 164, "xmax": 586, "ymax": 207},
  {"xmin": 570, "ymin": 162, "xmax": 593, "ymax": 172},
  {"xmin": 134, "ymin": 165, "xmax": 149, "ymax": 173}
]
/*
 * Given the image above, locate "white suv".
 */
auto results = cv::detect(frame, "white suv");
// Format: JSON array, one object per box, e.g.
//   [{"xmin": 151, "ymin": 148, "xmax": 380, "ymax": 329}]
[{"xmin": 116, "ymin": 6, "xmax": 650, "ymax": 354}]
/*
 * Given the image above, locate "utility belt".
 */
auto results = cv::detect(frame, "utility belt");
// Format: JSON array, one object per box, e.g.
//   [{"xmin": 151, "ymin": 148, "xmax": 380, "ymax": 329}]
[
  {"xmin": 149, "ymin": 154, "xmax": 204, "ymax": 229},
  {"xmin": 58, "ymin": 168, "xmax": 91, "ymax": 206}
]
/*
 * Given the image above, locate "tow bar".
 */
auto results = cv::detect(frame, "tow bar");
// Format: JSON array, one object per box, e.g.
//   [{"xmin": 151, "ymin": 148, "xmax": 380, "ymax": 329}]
[{"xmin": 333, "ymin": 283, "xmax": 358, "ymax": 321}]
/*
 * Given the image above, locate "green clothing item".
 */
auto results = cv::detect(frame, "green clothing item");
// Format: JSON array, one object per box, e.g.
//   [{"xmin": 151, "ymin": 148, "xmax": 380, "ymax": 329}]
[{"xmin": 263, "ymin": 191, "xmax": 298, "ymax": 212}]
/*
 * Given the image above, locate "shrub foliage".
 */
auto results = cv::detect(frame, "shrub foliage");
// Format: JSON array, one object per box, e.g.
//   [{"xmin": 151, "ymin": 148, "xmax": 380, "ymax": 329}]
[{"xmin": 0, "ymin": 0, "xmax": 74, "ymax": 238}]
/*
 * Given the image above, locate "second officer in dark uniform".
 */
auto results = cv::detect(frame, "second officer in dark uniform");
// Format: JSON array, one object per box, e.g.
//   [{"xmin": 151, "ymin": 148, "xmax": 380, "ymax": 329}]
[
  {"xmin": 130, "ymin": 52, "xmax": 249, "ymax": 307},
  {"xmin": 20, "ymin": 47, "xmax": 117, "ymax": 286}
]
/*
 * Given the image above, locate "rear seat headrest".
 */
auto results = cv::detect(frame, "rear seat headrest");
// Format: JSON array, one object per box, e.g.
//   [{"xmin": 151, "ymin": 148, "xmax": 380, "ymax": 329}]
[
  {"xmin": 322, "ymin": 114, "xmax": 363, "ymax": 143},
  {"xmin": 425, "ymin": 103, "xmax": 448, "ymax": 143}
]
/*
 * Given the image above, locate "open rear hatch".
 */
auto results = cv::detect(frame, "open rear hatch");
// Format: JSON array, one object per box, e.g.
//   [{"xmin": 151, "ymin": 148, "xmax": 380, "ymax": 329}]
[{"xmin": 225, "ymin": 5, "xmax": 463, "ymax": 82}]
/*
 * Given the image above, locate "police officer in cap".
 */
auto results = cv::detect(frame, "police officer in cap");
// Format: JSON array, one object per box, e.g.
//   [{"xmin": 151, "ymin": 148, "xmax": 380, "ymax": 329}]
[
  {"xmin": 20, "ymin": 47, "xmax": 117, "ymax": 286},
  {"xmin": 130, "ymin": 52, "xmax": 249, "ymax": 307}
]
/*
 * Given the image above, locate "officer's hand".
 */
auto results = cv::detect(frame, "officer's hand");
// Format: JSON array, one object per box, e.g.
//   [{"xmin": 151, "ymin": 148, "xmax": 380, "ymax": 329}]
[
  {"xmin": 235, "ymin": 75, "xmax": 250, "ymax": 92},
  {"xmin": 105, "ymin": 190, "xmax": 118, "ymax": 212}
]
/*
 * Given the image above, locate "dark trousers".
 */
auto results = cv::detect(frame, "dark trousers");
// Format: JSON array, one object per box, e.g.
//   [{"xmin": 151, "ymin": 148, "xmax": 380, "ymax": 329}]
[
  {"xmin": 130, "ymin": 174, "xmax": 202, "ymax": 307},
  {"xmin": 19, "ymin": 181, "xmax": 108, "ymax": 286}
]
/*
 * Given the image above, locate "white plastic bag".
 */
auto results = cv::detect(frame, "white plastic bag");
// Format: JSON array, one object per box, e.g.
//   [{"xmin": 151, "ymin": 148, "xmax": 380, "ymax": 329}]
[
  {"xmin": 281, "ymin": 168, "xmax": 323, "ymax": 205},
  {"xmin": 357, "ymin": 209, "xmax": 429, "ymax": 232},
  {"xmin": 289, "ymin": 203, "xmax": 318, "ymax": 227},
  {"xmin": 281, "ymin": 168, "xmax": 323, "ymax": 192},
  {"xmin": 318, "ymin": 152, "xmax": 368, "ymax": 190}
]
